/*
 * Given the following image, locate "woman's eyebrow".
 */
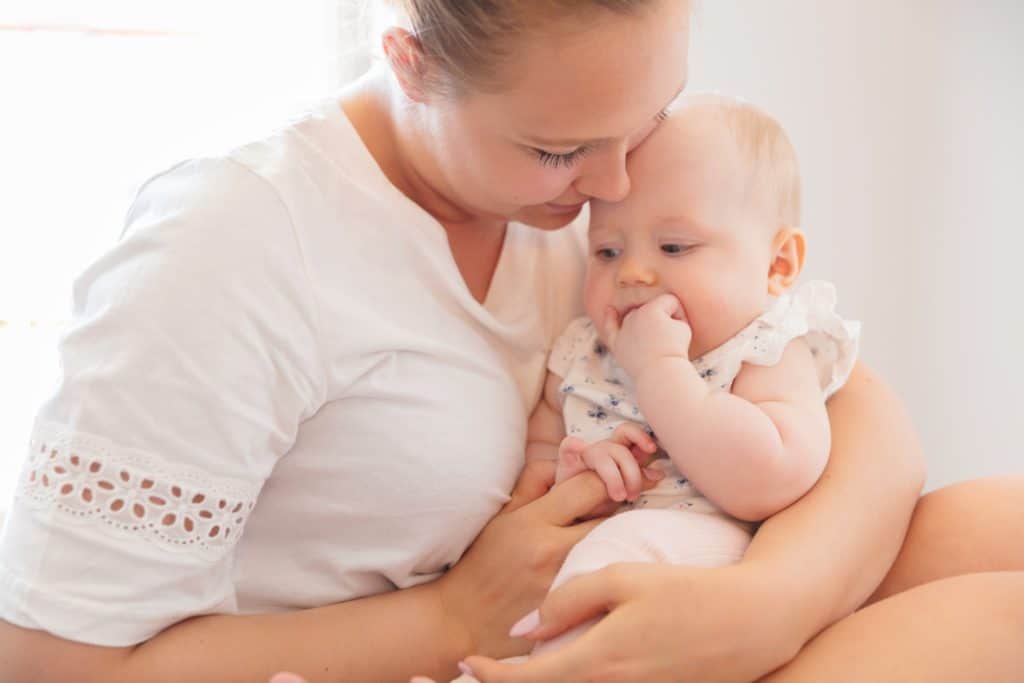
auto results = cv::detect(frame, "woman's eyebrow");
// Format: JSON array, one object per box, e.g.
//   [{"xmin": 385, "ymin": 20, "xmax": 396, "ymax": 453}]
[{"xmin": 525, "ymin": 81, "xmax": 689, "ymax": 148}]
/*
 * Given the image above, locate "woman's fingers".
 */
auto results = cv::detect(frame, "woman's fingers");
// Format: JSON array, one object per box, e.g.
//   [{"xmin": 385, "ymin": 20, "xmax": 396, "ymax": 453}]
[
  {"xmin": 522, "ymin": 564, "xmax": 633, "ymax": 642},
  {"xmin": 528, "ymin": 469, "xmax": 613, "ymax": 525},
  {"xmin": 462, "ymin": 650, "xmax": 582, "ymax": 683},
  {"xmin": 504, "ymin": 458, "xmax": 556, "ymax": 513}
]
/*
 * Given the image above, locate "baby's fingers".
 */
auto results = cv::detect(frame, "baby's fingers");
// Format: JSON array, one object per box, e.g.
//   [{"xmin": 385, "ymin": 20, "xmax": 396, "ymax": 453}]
[
  {"xmin": 607, "ymin": 443, "xmax": 646, "ymax": 500},
  {"xmin": 597, "ymin": 306, "xmax": 621, "ymax": 350},
  {"xmin": 645, "ymin": 292, "xmax": 686, "ymax": 321},
  {"xmin": 583, "ymin": 449, "xmax": 628, "ymax": 502},
  {"xmin": 609, "ymin": 422, "xmax": 657, "ymax": 453}
]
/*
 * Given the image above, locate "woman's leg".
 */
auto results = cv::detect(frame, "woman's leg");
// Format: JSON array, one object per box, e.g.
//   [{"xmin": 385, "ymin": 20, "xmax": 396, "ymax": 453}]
[
  {"xmin": 760, "ymin": 571, "xmax": 1024, "ymax": 682},
  {"xmin": 761, "ymin": 475, "xmax": 1024, "ymax": 682},
  {"xmin": 868, "ymin": 475, "xmax": 1024, "ymax": 602}
]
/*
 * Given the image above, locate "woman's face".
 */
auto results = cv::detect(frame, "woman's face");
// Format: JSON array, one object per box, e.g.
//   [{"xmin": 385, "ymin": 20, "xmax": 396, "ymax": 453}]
[{"xmin": 420, "ymin": 0, "xmax": 691, "ymax": 230}]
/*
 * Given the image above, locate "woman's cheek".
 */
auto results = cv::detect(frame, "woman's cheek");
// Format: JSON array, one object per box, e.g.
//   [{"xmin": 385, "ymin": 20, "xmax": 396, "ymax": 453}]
[{"xmin": 514, "ymin": 159, "xmax": 581, "ymax": 200}]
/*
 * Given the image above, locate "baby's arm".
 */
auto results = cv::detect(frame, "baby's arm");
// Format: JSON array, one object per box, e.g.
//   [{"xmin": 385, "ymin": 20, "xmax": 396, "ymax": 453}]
[
  {"xmin": 636, "ymin": 338, "xmax": 830, "ymax": 522},
  {"xmin": 525, "ymin": 371, "xmax": 569, "ymax": 464}
]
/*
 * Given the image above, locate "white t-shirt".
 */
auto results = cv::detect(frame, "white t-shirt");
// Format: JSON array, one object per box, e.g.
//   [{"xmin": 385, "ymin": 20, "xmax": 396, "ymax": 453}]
[{"xmin": 0, "ymin": 98, "xmax": 587, "ymax": 646}]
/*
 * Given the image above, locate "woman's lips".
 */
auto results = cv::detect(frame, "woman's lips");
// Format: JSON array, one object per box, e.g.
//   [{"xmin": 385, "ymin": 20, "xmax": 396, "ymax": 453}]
[{"xmin": 545, "ymin": 201, "xmax": 585, "ymax": 214}]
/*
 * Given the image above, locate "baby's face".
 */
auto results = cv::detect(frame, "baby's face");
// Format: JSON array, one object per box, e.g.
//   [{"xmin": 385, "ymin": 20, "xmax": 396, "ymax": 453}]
[{"xmin": 585, "ymin": 111, "xmax": 776, "ymax": 359}]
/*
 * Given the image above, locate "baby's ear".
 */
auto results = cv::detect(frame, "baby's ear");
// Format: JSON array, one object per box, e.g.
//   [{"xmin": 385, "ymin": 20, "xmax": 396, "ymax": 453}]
[{"xmin": 767, "ymin": 227, "xmax": 806, "ymax": 296}]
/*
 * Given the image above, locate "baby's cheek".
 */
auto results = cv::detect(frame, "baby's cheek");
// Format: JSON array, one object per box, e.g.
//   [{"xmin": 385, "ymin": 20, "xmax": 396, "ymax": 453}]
[{"xmin": 582, "ymin": 273, "xmax": 610, "ymax": 321}]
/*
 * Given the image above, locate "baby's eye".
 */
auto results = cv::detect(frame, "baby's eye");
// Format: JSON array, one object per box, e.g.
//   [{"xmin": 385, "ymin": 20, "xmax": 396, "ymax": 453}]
[
  {"xmin": 595, "ymin": 247, "xmax": 621, "ymax": 260},
  {"xmin": 661, "ymin": 243, "xmax": 690, "ymax": 255}
]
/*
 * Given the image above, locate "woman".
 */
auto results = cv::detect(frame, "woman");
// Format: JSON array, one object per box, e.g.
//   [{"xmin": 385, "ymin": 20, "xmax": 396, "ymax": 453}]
[{"xmin": 1, "ymin": 1, "xmax": 1020, "ymax": 682}]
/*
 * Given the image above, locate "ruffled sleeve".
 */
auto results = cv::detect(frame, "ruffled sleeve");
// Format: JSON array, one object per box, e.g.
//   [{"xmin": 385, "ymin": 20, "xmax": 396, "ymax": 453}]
[{"xmin": 738, "ymin": 281, "xmax": 861, "ymax": 398}]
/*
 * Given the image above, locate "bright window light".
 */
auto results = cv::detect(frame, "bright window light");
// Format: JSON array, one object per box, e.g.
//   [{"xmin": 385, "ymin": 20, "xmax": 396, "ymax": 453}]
[{"xmin": 0, "ymin": 1, "xmax": 341, "ymax": 512}]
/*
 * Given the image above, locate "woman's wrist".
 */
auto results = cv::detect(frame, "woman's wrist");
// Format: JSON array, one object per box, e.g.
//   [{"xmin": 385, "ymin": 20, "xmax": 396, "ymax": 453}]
[
  {"xmin": 730, "ymin": 555, "xmax": 824, "ymax": 659},
  {"xmin": 432, "ymin": 573, "xmax": 479, "ymax": 670}
]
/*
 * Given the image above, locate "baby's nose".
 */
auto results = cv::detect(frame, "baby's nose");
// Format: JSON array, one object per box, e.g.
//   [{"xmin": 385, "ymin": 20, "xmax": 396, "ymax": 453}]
[{"xmin": 617, "ymin": 259, "xmax": 657, "ymax": 287}]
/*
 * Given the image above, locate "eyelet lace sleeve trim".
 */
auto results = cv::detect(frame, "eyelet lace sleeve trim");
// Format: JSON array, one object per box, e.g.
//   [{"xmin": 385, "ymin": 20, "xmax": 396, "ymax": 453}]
[{"xmin": 14, "ymin": 420, "xmax": 260, "ymax": 560}]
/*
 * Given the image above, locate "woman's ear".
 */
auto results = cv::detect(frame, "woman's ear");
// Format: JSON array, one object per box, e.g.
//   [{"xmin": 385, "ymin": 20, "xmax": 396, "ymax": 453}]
[
  {"xmin": 381, "ymin": 27, "xmax": 430, "ymax": 102},
  {"xmin": 767, "ymin": 227, "xmax": 806, "ymax": 296}
]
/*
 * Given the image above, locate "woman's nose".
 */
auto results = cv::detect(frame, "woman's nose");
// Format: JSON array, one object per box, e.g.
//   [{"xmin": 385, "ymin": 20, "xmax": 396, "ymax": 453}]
[{"xmin": 574, "ymin": 143, "xmax": 631, "ymax": 203}]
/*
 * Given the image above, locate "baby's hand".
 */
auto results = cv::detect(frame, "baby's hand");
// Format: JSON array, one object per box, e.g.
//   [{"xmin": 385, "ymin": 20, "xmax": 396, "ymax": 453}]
[
  {"xmin": 556, "ymin": 424, "xmax": 663, "ymax": 502},
  {"xmin": 600, "ymin": 293, "xmax": 692, "ymax": 380}
]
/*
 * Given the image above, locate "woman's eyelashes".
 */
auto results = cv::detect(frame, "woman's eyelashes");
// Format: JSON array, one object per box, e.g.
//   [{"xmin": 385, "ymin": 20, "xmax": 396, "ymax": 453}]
[
  {"xmin": 535, "ymin": 145, "xmax": 592, "ymax": 168},
  {"xmin": 534, "ymin": 110, "xmax": 667, "ymax": 168}
]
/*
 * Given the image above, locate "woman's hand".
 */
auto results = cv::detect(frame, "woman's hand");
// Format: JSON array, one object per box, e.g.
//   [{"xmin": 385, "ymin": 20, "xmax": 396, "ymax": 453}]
[
  {"xmin": 463, "ymin": 561, "xmax": 799, "ymax": 683},
  {"xmin": 436, "ymin": 458, "xmax": 619, "ymax": 661}
]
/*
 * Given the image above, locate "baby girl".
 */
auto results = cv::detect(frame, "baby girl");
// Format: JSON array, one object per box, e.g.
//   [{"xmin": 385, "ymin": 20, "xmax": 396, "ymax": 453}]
[{"xmin": 516, "ymin": 94, "xmax": 861, "ymax": 655}]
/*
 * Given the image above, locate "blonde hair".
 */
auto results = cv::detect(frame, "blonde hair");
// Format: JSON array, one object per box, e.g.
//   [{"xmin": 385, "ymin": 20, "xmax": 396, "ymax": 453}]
[
  {"xmin": 677, "ymin": 94, "xmax": 802, "ymax": 228},
  {"xmin": 383, "ymin": 0, "xmax": 661, "ymax": 96}
]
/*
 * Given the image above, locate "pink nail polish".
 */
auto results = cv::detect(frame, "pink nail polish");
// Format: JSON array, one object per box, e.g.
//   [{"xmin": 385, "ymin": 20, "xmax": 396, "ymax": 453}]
[
  {"xmin": 458, "ymin": 661, "xmax": 475, "ymax": 677},
  {"xmin": 508, "ymin": 609, "xmax": 541, "ymax": 637}
]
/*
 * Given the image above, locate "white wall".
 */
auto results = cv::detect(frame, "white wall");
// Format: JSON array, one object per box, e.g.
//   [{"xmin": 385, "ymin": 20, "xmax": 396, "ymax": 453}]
[{"xmin": 687, "ymin": 1, "xmax": 1023, "ymax": 490}]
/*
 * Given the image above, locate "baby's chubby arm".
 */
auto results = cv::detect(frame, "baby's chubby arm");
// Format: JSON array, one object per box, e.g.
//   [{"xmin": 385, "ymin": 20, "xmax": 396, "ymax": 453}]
[
  {"xmin": 603, "ymin": 295, "xmax": 830, "ymax": 522},
  {"xmin": 525, "ymin": 371, "xmax": 570, "ymax": 464}
]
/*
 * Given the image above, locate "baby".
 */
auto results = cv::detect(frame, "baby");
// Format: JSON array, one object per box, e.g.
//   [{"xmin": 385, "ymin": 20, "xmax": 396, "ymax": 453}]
[{"xmin": 519, "ymin": 94, "xmax": 861, "ymax": 655}]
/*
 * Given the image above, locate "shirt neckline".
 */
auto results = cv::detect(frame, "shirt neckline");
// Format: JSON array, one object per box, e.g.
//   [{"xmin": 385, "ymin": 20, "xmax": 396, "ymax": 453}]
[{"xmin": 321, "ymin": 96, "xmax": 518, "ymax": 318}]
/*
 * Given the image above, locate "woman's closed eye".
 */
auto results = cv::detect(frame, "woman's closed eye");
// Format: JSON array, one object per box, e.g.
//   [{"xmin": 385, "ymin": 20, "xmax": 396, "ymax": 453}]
[{"xmin": 535, "ymin": 145, "xmax": 592, "ymax": 168}]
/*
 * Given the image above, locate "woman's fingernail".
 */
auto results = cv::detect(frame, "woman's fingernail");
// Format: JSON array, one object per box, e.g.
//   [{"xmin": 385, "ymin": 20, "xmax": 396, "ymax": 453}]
[
  {"xmin": 457, "ymin": 661, "xmax": 475, "ymax": 677},
  {"xmin": 508, "ymin": 609, "xmax": 541, "ymax": 637}
]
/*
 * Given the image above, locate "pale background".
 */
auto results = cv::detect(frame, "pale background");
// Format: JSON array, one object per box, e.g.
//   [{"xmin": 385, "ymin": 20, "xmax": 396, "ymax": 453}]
[{"xmin": 1, "ymin": 1, "xmax": 1021, "ymax": 518}]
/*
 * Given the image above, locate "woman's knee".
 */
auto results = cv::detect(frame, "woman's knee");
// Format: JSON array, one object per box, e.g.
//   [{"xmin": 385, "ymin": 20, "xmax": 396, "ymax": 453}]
[{"xmin": 870, "ymin": 475, "xmax": 1024, "ymax": 602}]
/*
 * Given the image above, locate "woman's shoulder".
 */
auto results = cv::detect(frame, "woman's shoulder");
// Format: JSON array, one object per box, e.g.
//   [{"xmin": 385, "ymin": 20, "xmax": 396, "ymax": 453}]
[{"xmin": 225, "ymin": 97, "xmax": 392, "ymax": 209}]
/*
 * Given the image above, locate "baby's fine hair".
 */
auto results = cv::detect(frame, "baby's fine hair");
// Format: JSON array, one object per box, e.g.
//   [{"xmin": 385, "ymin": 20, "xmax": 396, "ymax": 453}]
[{"xmin": 676, "ymin": 94, "xmax": 802, "ymax": 228}]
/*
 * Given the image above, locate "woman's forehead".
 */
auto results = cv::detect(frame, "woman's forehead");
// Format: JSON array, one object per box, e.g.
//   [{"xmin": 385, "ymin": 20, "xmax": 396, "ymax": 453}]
[{"xmin": 480, "ymin": 1, "xmax": 690, "ymax": 142}]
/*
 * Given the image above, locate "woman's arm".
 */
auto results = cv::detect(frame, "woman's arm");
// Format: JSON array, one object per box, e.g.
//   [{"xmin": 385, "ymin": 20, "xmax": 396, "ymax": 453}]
[
  {"xmin": 0, "ymin": 462, "xmax": 618, "ymax": 683},
  {"xmin": 742, "ymin": 360, "xmax": 926, "ymax": 637},
  {"xmin": 0, "ymin": 582, "xmax": 462, "ymax": 683},
  {"xmin": 462, "ymin": 360, "xmax": 927, "ymax": 682}
]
